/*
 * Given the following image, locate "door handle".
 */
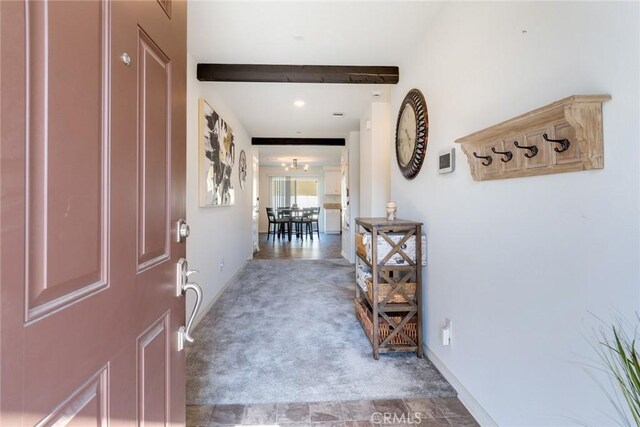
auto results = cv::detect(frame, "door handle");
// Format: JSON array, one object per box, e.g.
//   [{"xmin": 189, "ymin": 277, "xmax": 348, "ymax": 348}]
[
  {"xmin": 176, "ymin": 258, "xmax": 199, "ymax": 297},
  {"xmin": 178, "ymin": 281, "xmax": 203, "ymax": 351},
  {"xmin": 176, "ymin": 258, "xmax": 203, "ymax": 351}
]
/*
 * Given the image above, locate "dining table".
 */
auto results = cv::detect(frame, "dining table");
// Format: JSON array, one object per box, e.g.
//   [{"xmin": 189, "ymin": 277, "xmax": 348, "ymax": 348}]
[{"xmin": 275, "ymin": 207, "xmax": 303, "ymax": 241}]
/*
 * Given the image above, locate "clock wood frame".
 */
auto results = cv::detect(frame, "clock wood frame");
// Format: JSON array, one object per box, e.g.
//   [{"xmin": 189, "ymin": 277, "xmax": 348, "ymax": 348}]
[{"xmin": 395, "ymin": 89, "xmax": 428, "ymax": 179}]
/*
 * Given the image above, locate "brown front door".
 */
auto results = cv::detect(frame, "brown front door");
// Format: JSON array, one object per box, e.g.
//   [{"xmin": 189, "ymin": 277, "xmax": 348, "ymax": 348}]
[{"xmin": 1, "ymin": 0, "xmax": 188, "ymax": 425}]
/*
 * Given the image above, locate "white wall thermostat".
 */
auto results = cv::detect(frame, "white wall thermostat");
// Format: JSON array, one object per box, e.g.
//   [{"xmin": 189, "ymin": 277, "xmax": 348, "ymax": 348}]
[{"xmin": 438, "ymin": 148, "xmax": 455, "ymax": 174}]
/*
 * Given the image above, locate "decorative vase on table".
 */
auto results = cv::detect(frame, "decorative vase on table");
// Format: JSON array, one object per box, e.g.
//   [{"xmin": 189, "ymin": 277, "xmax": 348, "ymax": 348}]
[{"xmin": 386, "ymin": 202, "xmax": 397, "ymax": 221}]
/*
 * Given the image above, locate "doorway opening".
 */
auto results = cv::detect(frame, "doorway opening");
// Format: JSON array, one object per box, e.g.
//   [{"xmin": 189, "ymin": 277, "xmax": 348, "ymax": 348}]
[{"xmin": 255, "ymin": 174, "xmax": 341, "ymax": 259}]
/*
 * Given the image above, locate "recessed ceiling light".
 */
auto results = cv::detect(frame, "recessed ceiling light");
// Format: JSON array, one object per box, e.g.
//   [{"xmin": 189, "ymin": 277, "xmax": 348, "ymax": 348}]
[
  {"xmin": 372, "ymin": 91, "xmax": 382, "ymax": 98},
  {"xmin": 332, "ymin": 112, "xmax": 345, "ymax": 118},
  {"xmin": 294, "ymin": 100, "xmax": 305, "ymax": 107}
]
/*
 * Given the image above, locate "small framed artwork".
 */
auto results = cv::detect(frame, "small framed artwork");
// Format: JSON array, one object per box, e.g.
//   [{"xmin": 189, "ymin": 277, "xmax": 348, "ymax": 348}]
[
  {"xmin": 438, "ymin": 148, "xmax": 455, "ymax": 174},
  {"xmin": 238, "ymin": 149, "xmax": 247, "ymax": 189},
  {"xmin": 199, "ymin": 98, "xmax": 235, "ymax": 206}
]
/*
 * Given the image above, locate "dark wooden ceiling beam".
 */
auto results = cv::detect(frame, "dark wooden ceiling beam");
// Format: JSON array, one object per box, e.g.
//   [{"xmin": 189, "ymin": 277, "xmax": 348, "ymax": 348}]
[
  {"xmin": 252, "ymin": 138, "xmax": 345, "ymax": 146},
  {"xmin": 197, "ymin": 64, "xmax": 399, "ymax": 84}
]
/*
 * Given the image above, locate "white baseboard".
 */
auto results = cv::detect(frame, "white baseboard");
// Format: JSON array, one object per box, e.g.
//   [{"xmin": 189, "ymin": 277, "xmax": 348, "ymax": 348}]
[
  {"xmin": 192, "ymin": 259, "xmax": 249, "ymax": 329},
  {"xmin": 426, "ymin": 346, "xmax": 498, "ymax": 427}
]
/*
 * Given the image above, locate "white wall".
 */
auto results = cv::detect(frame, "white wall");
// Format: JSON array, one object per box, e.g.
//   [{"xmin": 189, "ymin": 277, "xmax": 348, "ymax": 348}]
[
  {"xmin": 389, "ymin": 2, "xmax": 640, "ymax": 426},
  {"xmin": 186, "ymin": 54, "xmax": 255, "ymax": 322},
  {"xmin": 360, "ymin": 102, "xmax": 391, "ymax": 217},
  {"xmin": 257, "ymin": 166, "xmax": 328, "ymax": 233},
  {"xmin": 359, "ymin": 112, "xmax": 372, "ymax": 217},
  {"xmin": 342, "ymin": 131, "xmax": 361, "ymax": 263}
]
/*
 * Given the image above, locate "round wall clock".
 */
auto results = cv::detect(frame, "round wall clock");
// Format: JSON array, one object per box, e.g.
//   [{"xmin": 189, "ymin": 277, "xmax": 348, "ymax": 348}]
[
  {"xmin": 238, "ymin": 150, "xmax": 247, "ymax": 189},
  {"xmin": 395, "ymin": 88, "xmax": 429, "ymax": 179}
]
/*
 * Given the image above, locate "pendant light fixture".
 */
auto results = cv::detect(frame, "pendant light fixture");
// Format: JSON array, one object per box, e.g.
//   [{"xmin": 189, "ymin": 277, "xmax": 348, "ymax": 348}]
[{"xmin": 282, "ymin": 158, "xmax": 309, "ymax": 172}]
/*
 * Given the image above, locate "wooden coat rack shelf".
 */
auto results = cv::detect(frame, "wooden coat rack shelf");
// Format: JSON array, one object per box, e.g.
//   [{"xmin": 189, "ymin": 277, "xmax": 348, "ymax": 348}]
[{"xmin": 455, "ymin": 95, "xmax": 611, "ymax": 181}]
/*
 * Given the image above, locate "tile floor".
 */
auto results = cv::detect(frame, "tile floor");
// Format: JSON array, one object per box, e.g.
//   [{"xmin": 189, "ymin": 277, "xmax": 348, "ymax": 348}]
[{"xmin": 187, "ymin": 397, "xmax": 479, "ymax": 427}]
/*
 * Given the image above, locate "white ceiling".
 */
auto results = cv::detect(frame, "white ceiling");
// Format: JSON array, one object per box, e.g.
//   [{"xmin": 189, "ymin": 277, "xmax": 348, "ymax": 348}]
[
  {"xmin": 187, "ymin": 1, "xmax": 441, "ymax": 163},
  {"xmin": 206, "ymin": 82, "xmax": 389, "ymax": 138}
]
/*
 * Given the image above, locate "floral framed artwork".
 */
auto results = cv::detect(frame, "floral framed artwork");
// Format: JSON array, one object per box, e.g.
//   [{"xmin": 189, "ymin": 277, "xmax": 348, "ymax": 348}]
[{"xmin": 199, "ymin": 98, "xmax": 235, "ymax": 207}]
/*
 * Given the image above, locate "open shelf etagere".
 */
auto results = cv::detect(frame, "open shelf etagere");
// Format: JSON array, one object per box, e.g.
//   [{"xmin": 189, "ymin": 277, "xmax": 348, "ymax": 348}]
[{"xmin": 354, "ymin": 217, "xmax": 423, "ymax": 360}]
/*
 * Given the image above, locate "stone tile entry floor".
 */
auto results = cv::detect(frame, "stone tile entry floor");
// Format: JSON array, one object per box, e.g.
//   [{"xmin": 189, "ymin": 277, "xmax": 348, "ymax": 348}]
[{"xmin": 187, "ymin": 397, "xmax": 479, "ymax": 427}]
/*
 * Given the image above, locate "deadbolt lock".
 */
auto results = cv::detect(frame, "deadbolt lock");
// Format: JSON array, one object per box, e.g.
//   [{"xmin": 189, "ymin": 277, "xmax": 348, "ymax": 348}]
[{"xmin": 176, "ymin": 218, "xmax": 190, "ymax": 243}]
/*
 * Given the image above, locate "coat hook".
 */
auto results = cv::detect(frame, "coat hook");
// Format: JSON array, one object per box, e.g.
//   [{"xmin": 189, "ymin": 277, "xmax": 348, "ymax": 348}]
[
  {"xmin": 472, "ymin": 152, "xmax": 493, "ymax": 166},
  {"xmin": 513, "ymin": 140, "xmax": 539, "ymax": 158},
  {"xmin": 491, "ymin": 147, "xmax": 513, "ymax": 162},
  {"xmin": 542, "ymin": 133, "xmax": 570, "ymax": 153}
]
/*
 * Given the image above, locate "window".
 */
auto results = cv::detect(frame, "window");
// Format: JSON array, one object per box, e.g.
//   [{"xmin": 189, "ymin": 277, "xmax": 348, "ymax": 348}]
[{"xmin": 271, "ymin": 177, "xmax": 318, "ymax": 208}]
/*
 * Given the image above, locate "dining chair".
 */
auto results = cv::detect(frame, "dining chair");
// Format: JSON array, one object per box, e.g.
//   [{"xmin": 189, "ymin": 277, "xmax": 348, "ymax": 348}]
[
  {"xmin": 266, "ymin": 207, "xmax": 288, "ymax": 240},
  {"xmin": 278, "ymin": 207, "xmax": 292, "ymax": 220},
  {"xmin": 299, "ymin": 208, "xmax": 314, "ymax": 240},
  {"xmin": 310, "ymin": 207, "xmax": 321, "ymax": 239},
  {"xmin": 289, "ymin": 208, "xmax": 304, "ymax": 238},
  {"xmin": 277, "ymin": 207, "xmax": 293, "ymax": 240}
]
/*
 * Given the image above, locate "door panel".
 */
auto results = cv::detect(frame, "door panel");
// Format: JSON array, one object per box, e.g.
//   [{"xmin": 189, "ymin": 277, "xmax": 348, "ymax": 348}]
[
  {"xmin": 36, "ymin": 366, "xmax": 109, "ymax": 427},
  {"xmin": 1, "ymin": 0, "xmax": 187, "ymax": 425},
  {"xmin": 137, "ymin": 314, "xmax": 170, "ymax": 426},
  {"xmin": 157, "ymin": 0, "xmax": 172, "ymax": 18},
  {"xmin": 25, "ymin": 0, "xmax": 109, "ymax": 323},
  {"xmin": 137, "ymin": 29, "xmax": 171, "ymax": 271}
]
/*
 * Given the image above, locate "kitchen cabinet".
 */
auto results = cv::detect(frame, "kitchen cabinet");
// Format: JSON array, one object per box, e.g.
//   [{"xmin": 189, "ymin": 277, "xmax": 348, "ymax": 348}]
[
  {"xmin": 324, "ymin": 209, "xmax": 341, "ymax": 234},
  {"xmin": 324, "ymin": 168, "xmax": 341, "ymax": 195}
]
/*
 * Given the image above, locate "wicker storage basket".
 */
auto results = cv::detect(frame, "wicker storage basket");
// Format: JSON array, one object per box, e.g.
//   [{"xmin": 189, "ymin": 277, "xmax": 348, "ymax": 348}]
[
  {"xmin": 365, "ymin": 278, "xmax": 416, "ymax": 303},
  {"xmin": 358, "ymin": 233, "xmax": 427, "ymax": 267},
  {"xmin": 356, "ymin": 232, "xmax": 366, "ymax": 259},
  {"xmin": 356, "ymin": 263, "xmax": 371, "ymax": 293},
  {"xmin": 354, "ymin": 298, "xmax": 417, "ymax": 346}
]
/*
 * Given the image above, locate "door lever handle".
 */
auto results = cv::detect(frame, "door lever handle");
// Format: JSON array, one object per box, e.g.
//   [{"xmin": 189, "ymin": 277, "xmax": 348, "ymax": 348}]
[
  {"xmin": 178, "ymin": 281, "xmax": 203, "ymax": 351},
  {"xmin": 176, "ymin": 258, "xmax": 204, "ymax": 351},
  {"xmin": 176, "ymin": 258, "xmax": 198, "ymax": 296}
]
